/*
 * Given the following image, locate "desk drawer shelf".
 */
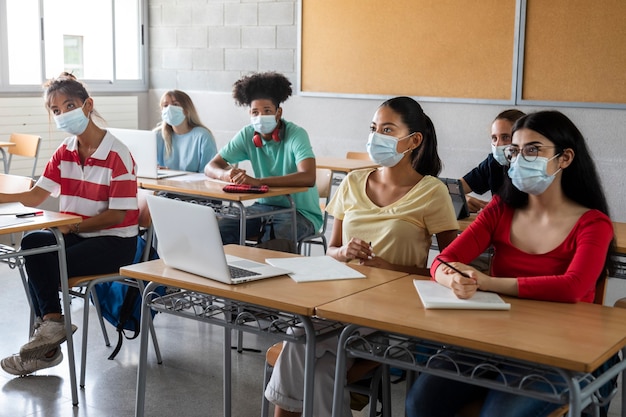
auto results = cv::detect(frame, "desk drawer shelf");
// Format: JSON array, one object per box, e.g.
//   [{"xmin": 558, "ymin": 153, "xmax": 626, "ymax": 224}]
[
  {"xmin": 146, "ymin": 289, "xmax": 344, "ymax": 342},
  {"xmin": 341, "ymin": 329, "xmax": 619, "ymax": 412}
]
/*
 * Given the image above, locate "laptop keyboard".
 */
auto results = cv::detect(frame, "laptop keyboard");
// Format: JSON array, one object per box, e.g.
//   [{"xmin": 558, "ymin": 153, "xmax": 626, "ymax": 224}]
[{"xmin": 228, "ymin": 265, "xmax": 261, "ymax": 279}]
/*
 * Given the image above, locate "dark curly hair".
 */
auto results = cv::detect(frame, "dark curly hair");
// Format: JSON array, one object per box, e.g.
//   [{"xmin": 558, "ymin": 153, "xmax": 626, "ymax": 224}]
[{"xmin": 232, "ymin": 72, "xmax": 292, "ymax": 107}]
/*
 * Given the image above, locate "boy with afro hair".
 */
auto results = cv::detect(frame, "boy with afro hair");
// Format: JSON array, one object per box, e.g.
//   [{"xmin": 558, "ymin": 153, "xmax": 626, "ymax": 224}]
[{"xmin": 204, "ymin": 72, "xmax": 323, "ymax": 245}]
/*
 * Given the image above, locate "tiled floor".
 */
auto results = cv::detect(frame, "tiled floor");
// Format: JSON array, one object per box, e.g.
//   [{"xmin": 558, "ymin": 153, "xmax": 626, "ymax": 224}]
[{"xmin": 0, "ymin": 229, "xmax": 623, "ymax": 416}]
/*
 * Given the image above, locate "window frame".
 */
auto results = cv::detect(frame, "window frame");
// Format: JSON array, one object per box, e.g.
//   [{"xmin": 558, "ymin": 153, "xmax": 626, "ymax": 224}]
[{"xmin": 0, "ymin": 0, "xmax": 149, "ymax": 94}]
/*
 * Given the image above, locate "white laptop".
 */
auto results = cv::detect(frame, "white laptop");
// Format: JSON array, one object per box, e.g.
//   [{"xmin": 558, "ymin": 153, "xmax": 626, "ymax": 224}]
[
  {"xmin": 146, "ymin": 194, "xmax": 291, "ymax": 284},
  {"xmin": 108, "ymin": 127, "xmax": 188, "ymax": 179}
]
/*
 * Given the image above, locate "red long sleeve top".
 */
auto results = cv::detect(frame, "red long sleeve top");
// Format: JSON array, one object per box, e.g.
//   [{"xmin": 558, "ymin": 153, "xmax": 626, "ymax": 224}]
[{"xmin": 431, "ymin": 196, "xmax": 614, "ymax": 303}]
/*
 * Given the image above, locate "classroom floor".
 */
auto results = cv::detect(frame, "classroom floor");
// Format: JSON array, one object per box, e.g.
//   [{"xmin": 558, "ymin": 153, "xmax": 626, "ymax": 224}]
[{"xmin": 0, "ymin": 228, "xmax": 623, "ymax": 417}]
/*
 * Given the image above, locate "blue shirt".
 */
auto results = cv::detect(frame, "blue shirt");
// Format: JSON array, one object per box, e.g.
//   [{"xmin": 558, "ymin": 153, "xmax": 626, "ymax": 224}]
[
  {"xmin": 219, "ymin": 119, "xmax": 323, "ymax": 232},
  {"xmin": 157, "ymin": 126, "xmax": 217, "ymax": 173}
]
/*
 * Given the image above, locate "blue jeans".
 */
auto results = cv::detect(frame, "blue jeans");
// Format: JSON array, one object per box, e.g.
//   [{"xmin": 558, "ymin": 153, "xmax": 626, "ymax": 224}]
[
  {"xmin": 21, "ymin": 231, "xmax": 137, "ymax": 317},
  {"xmin": 218, "ymin": 203, "xmax": 315, "ymax": 245},
  {"xmin": 405, "ymin": 353, "xmax": 562, "ymax": 417}
]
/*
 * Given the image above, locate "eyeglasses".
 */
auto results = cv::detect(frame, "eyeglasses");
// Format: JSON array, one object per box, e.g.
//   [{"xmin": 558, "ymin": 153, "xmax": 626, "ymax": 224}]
[{"xmin": 504, "ymin": 144, "xmax": 560, "ymax": 163}]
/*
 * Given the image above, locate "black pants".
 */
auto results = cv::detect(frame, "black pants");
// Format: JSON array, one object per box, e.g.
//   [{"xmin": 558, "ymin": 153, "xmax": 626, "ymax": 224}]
[{"xmin": 21, "ymin": 230, "xmax": 136, "ymax": 317}]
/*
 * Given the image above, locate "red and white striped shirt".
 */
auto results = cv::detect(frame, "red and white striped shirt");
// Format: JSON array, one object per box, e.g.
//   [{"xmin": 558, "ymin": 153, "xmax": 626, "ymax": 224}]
[{"xmin": 35, "ymin": 131, "xmax": 139, "ymax": 238}]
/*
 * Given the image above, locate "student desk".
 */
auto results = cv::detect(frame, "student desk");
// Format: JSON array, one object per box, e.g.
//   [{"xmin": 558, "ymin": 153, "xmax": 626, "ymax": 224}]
[
  {"xmin": 0, "ymin": 210, "xmax": 82, "ymax": 405},
  {"xmin": 316, "ymin": 275, "xmax": 626, "ymax": 417},
  {"xmin": 0, "ymin": 141, "xmax": 16, "ymax": 173},
  {"xmin": 316, "ymin": 156, "xmax": 379, "ymax": 175},
  {"xmin": 139, "ymin": 175, "xmax": 308, "ymax": 245},
  {"xmin": 119, "ymin": 245, "xmax": 408, "ymax": 417}
]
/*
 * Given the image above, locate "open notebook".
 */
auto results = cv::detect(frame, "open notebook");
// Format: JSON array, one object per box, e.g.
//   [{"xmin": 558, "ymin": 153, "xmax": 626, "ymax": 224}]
[
  {"xmin": 146, "ymin": 194, "xmax": 290, "ymax": 284},
  {"xmin": 413, "ymin": 280, "xmax": 511, "ymax": 310}
]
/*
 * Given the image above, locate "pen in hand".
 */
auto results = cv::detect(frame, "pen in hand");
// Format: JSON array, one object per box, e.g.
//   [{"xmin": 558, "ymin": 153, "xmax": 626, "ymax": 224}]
[{"xmin": 436, "ymin": 258, "xmax": 471, "ymax": 278}]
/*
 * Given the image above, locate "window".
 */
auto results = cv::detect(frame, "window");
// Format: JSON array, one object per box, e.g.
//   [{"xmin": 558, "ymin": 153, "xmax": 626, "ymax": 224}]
[
  {"xmin": 0, "ymin": 0, "xmax": 147, "ymax": 92},
  {"xmin": 64, "ymin": 36, "xmax": 84, "ymax": 78}
]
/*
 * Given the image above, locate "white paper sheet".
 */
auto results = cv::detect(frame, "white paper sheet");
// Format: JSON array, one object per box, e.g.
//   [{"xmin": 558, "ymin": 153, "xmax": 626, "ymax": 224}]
[
  {"xmin": 413, "ymin": 279, "xmax": 511, "ymax": 310},
  {"xmin": 265, "ymin": 256, "xmax": 366, "ymax": 283}
]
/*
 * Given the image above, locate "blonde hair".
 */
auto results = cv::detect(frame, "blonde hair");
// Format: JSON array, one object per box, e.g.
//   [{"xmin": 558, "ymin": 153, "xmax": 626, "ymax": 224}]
[{"xmin": 157, "ymin": 90, "xmax": 211, "ymax": 156}]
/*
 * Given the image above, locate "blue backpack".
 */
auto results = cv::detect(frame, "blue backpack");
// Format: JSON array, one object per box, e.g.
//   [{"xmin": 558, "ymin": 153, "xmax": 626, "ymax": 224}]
[{"xmin": 92, "ymin": 234, "xmax": 165, "ymax": 360}]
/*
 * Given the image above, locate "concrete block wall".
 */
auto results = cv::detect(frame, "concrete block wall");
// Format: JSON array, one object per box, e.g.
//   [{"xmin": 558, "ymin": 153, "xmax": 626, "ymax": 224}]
[{"xmin": 148, "ymin": 0, "xmax": 297, "ymax": 92}]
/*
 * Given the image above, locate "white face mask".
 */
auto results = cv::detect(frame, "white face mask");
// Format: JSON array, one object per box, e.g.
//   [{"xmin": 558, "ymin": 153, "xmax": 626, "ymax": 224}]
[
  {"xmin": 251, "ymin": 115, "xmax": 278, "ymax": 135},
  {"xmin": 508, "ymin": 154, "xmax": 561, "ymax": 195},
  {"xmin": 53, "ymin": 103, "xmax": 89, "ymax": 136},
  {"xmin": 366, "ymin": 132, "xmax": 413, "ymax": 167},
  {"xmin": 161, "ymin": 105, "xmax": 186, "ymax": 127},
  {"xmin": 491, "ymin": 143, "xmax": 509, "ymax": 166}
]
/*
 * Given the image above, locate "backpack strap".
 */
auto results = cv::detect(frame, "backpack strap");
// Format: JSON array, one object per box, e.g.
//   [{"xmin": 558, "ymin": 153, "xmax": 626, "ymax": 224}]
[{"xmin": 108, "ymin": 287, "xmax": 141, "ymax": 360}]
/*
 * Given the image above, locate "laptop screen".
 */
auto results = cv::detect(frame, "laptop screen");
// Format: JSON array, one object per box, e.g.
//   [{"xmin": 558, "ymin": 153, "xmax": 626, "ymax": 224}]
[{"xmin": 439, "ymin": 177, "xmax": 470, "ymax": 220}]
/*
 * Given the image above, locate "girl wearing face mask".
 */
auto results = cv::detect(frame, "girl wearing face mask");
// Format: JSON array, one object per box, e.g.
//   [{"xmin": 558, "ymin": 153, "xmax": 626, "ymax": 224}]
[
  {"xmin": 204, "ymin": 72, "xmax": 322, "ymax": 245},
  {"xmin": 264, "ymin": 97, "xmax": 459, "ymax": 417},
  {"xmin": 0, "ymin": 73, "xmax": 139, "ymax": 377},
  {"xmin": 156, "ymin": 90, "xmax": 216, "ymax": 173},
  {"xmin": 460, "ymin": 109, "xmax": 526, "ymax": 212},
  {"xmin": 406, "ymin": 111, "xmax": 616, "ymax": 417}
]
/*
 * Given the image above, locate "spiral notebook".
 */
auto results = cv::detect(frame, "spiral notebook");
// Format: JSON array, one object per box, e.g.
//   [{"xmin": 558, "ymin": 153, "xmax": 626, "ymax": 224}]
[{"xmin": 413, "ymin": 279, "xmax": 511, "ymax": 310}]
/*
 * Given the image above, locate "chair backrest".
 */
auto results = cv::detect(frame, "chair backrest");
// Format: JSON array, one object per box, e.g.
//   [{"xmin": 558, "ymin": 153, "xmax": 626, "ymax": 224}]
[
  {"xmin": 346, "ymin": 151, "xmax": 370, "ymax": 160},
  {"xmin": 593, "ymin": 271, "xmax": 608, "ymax": 305},
  {"xmin": 8, "ymin": 133, "xmax": 42, "ymax": 178},
  {"xmin": 0, "ymin": 173, "xmax": 33, "ymax": 193},
  {"xmin": 316, "ymin": 168, "xmax": 333, "ymax": 201}
]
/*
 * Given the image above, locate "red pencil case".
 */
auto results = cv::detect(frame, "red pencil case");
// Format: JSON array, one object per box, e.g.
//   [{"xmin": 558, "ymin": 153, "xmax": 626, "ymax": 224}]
[{"xmin": 222, "ymin": 184, "xmax": 269, "ymax": 194}]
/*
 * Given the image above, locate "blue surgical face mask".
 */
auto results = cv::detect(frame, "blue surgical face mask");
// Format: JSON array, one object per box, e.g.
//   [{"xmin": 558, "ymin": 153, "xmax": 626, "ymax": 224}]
[
  {"xmin": 507, "ymin": 154, "xmax": 561, "ymax": 195},
  {"xmin": 251, "ymin": 115, "xmax": 278, "ymax": 135},
  {"xmin": 491, "ymin": 143, "xmax": 509, "ymax": 166},
  {"xmin": 366, "ymin": 132, "xmax": 413, "ymax": 167},
  {"xmin": 53, "ymin": 103, "xmax": 89, "ymax": 136},
  {"xmin": 161, "ymin": 105, "xmax": 186, "ymax": 127}
]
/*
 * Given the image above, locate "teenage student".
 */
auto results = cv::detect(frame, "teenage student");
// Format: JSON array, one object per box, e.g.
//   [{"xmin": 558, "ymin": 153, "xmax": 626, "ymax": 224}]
[
  {"xmin": 460, "ymin": 109, "xmax": 526, "ymax": 212},
  {"xmin": 406, "ymin": 110, "xmax": 616, "ymax": 417},
  {"xmin": 156, "ymin": 89, "xmax": 217, "ymax": 172},
  {"xmin": 265, "ymin": 96, "xmax": 460, "ymax": 417},
  {"xmin": 204, "ymin": 72, "xmax": 322, "ymax": 244},
  {"xmin": 0, "ymin": 73, "xmax": 139, "ymax": 376}
]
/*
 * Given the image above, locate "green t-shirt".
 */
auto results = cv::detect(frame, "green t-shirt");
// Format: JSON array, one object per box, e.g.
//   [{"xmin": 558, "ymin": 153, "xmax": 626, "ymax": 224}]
[{"xmin": 219, "ymin": 120, "xmax": 323, "ymax": 232}]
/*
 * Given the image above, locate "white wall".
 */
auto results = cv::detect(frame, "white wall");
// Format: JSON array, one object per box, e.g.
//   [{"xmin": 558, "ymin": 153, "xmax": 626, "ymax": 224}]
[{"xmin": 146, "ymin": 0, "xmax": 626, "ymax": 221}]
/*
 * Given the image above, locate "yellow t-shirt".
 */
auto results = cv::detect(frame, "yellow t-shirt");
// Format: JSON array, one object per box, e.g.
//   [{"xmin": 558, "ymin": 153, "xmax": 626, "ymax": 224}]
[{"xmin": 326, "ymin": 169, "xmax": 459, "ymax": 268}]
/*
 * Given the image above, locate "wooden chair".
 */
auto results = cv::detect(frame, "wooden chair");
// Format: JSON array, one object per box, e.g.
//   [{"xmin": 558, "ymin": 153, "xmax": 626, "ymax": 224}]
[
  {"xmin": 346, "ymin": 151, "xmax": 370, "ymax": 160},
  {"xmin": 260, "ymin": 341, "xmax": 390, "ymax": 417},
  {"xmin": 298, "ymin": 168, "xmax": 333, "ymax": 255},
  {"xmin": 0, "ymin": 174, "xmax": 35, "ymax": 335},
  {"xmin": 8, "ymin": 133, "xmax": 42, "ymax": 178},
  {"xmin": 457, "ymin": 273, "xmax": 609, "ymax": 417},
  {"xmin": 64, "ymin": 188, "xmax": 162, "ymax": 387}
]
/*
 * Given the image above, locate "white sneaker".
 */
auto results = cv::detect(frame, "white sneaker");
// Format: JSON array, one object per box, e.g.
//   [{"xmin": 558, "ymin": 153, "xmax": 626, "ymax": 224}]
[
  {"xmin": 1, "ymin": 348, "xmax": 63, "ymax": 376},
  {"xmin": 19, "ymin": 318, "xmax": 77, "ymax": 360}
]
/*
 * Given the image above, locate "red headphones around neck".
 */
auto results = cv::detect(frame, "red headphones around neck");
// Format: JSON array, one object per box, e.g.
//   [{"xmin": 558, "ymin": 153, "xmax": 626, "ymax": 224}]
[{"xmin": 253, "ymin": 125, "xmax": 282, "ymax": 147}]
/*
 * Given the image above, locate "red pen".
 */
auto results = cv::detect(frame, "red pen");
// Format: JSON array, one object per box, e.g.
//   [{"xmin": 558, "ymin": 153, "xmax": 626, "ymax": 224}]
[{"xmin": 16, "ymin": 211, "xmax": 44, "ymax": 218}]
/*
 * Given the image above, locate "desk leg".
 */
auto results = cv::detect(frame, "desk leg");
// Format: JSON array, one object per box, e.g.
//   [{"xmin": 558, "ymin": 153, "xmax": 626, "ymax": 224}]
[
  {"xmin": 286, "ymin": 195, "xmax": 298, "ymax": 246},
  {"xmin": 135, "ymin": 281, "xmax": 158, "ymax": 417},
  {"xmin": 50, "ymin": 228, "xmax": 79, "ymax": 406},
  {"xmin": 224, "ymin": 326, "xmax": 232, "ymax": 417},
  {"xmin": 235, "ymin": 202, "xmax": 247, "ymax": 246},
  {"xmin": 0, "ymin": 148, "xmax": 7, "ymax": 174},
  {"xmin": 301, "ymin": 317, "xmax": 317, "ymax": 417},
  {"xmin": 331, "ymin": 324, "xmax": 358, "ymax": 417},
  {"xmin": 622, "ymin": 347, "xmax": 626, "ymax": 417}
]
